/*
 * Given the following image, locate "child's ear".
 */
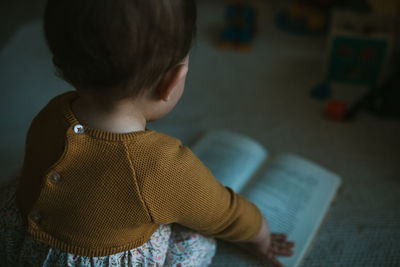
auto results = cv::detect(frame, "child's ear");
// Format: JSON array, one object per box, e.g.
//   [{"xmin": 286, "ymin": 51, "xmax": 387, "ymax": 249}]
[{"xmin": 155, "ymin": 63, "xmax": 188, "ymax": 101}]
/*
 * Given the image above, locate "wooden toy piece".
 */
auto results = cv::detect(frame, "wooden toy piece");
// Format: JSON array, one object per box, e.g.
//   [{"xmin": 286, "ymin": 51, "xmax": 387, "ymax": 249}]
[
  {"xmin": 307, "ymin": 10, "xmax": 327, "ymax": 31},
  {"xmin": 218, "ymin": 0, "xmax": 257, "ymax": 52},
  {"xmin": 325, "ymin": 10, "xmax": 396, "ymax": 88},
  {"xmin": 276, "ymin": 0, "xmax": 335, "ymax": 35},
  {"xmin": 288, "ymin": 1, "xmax": 327, "ymax": 31},
  {"xmin": 325, "ymin": 99, "xmax": 348, "ymax": 121}
]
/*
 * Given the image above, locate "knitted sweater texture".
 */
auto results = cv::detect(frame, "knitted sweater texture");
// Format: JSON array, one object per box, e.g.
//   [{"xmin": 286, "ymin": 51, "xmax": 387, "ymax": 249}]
[{"xmin": 16, "ymin": 91, "xmax": 262, "ymax": 257}]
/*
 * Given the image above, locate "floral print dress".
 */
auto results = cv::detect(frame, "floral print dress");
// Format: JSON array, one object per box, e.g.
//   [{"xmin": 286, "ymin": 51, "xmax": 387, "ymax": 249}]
[{"xmin": 0, "ymin": 178, "xmax": 216, "ymax": 267}]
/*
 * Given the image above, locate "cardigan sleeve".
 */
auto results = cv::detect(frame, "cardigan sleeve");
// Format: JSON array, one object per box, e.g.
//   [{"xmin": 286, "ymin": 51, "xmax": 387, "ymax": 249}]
[{"xmin": 135, "ymin": 136, "xmax": 263, "ymax": 242}]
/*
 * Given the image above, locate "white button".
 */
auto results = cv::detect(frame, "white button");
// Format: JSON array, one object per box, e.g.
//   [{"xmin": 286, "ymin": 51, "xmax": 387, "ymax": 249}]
[
  {"xmin": 30, "ymin": 213, "xmax": 41, "ymax": 223},
  {"xmin": 49, "ymin": 173, "xmax": 61, "ymax": 183},
  {"xmin": 74, "ymin": 124, "xmax": 84, "ymax": 134}
]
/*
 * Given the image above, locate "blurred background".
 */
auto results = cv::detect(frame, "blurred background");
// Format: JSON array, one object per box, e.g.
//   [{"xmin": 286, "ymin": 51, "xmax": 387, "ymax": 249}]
[{"xmin": 0, "ymin": 0, "xmax": 399, "ymax": 265}]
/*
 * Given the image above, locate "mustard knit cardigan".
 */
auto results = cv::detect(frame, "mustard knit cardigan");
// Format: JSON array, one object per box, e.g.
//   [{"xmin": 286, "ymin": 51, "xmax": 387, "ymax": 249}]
[{"xmin": 16, "ymin": 91, "xmax": 262, "ymax": 257}]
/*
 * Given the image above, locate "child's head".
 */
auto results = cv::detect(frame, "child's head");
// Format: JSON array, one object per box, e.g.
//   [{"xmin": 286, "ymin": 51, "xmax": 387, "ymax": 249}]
[{"xmin": 44, "ymin": 0, "xmax": 197, "ymax": 104}]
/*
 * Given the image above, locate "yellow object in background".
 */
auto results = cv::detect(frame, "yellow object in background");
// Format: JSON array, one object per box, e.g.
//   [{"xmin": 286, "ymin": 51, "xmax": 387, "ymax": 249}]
[
  {"xmin": 287, "ymin": 2, "xmax": 327, "ymax": 31},
  {"xmin": 368, "ymin": 0, "xmax": 400, "ymax": 17},
  {"xmin": 307, "ymin": 11, "xmax": 326, "ymax": 30}
]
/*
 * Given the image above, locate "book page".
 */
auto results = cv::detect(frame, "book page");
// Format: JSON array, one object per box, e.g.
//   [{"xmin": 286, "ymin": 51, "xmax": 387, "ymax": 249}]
[
  {"xmin": 191, "ymin": 130, "xmax": 268, "ymax": 192},
  {"xmin": 241, "ymin": 154, "xmax": 341, "ymax": 267}
]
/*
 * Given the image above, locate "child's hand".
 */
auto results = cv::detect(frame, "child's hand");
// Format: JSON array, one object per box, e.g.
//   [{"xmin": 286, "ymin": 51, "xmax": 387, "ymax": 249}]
[
  {"xmin": 265, "ymin": 233, "xmax": 295, "ymax": 267},
  {"xmin": 237, "ymin": 217, "xmax": 295, "ymax": 267}
]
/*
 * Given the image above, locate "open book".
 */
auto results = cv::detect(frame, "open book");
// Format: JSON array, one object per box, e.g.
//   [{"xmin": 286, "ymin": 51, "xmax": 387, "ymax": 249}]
[{"xmin": 191, "ymin": 130, "xmax": 342, "ymax": 267}]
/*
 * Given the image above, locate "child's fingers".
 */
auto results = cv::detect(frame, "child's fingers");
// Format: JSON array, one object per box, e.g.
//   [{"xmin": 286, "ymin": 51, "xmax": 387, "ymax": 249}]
[
  {"xmin": 288, "ymin": 241, "xmax": 295, "ymax": 248},
  {"xmin": 269, "ymin": 233, "xmax": 295, "ymax": 257},
  {"xmin": 271, "ymin": 240, "xmax": 295, "ymax": 256},
  {"xmin": 271, "ymin": 233, "xmax": 287, "ymax": 241},
  {"xmin": 271, "ymin": 234, "xmax": 295, "ymax": 248},
  {"xmin": 280, "ymin": 240, "xmax": 295, "ymax": 248},
  {"xmin": 271, "ymin": 245, "xmax": 294, "ymax": 256}
]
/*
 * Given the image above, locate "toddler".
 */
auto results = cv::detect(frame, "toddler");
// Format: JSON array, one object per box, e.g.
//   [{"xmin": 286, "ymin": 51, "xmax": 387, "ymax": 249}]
[{"xmin": 0, "ymin": 0, "xmax": 294, "ymax": 266}]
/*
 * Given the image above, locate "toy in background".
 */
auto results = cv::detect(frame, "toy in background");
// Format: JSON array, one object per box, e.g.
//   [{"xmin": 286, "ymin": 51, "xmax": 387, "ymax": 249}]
[
  {"xmin": 276, "ymin": 0, "xmax": 337, "ymax": 35},
  {"xmin": 325, "ymin": 11, "xmax": 394, "ymax": 87},
  {"xmin": 311, "ymin": 10, "xmax": 397, "ymax": 121},
  {"xmin": 218, "ymin": 0, "xmax": 257, "ymax": 52}
]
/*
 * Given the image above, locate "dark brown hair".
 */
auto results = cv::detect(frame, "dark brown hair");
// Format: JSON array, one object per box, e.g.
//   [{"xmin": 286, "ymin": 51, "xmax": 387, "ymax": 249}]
[{"xmin": 44, "ymin": 0, "xmax": 197, "ymax": 101}]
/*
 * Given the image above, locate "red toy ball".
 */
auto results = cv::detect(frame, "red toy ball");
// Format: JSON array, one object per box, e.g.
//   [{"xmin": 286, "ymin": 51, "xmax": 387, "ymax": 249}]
[{"xmin": 325, "ymin": 99, "xmax": 347, "ymax": 121}]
